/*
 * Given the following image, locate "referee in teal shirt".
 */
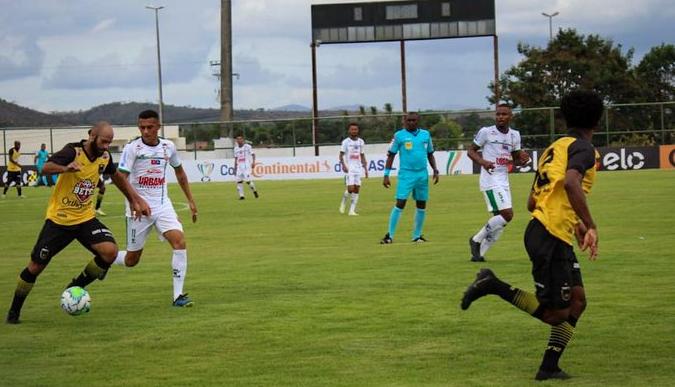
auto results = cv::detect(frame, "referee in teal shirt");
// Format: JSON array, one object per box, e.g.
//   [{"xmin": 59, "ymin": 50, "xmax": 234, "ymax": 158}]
[{"xmin": 381, "ymin": 112, "xmax": 439, "ymax": 244}]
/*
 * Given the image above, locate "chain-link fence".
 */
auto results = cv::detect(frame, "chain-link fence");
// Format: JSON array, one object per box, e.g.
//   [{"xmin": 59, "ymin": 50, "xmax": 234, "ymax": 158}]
[{"xmin": 2, "ymin": 101, "xmax": 673, "ymax": 165}]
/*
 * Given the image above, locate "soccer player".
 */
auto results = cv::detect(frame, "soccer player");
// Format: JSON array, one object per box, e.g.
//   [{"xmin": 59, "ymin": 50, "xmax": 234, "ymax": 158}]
[
  {"xmin": 113, "ymin": 110, "xmax": 198, "ymax": 308},
  {"xmin": 5, "ymin": 122, "xmax": 151, "ymax": 324},
  {"xmin": 467, "ymin": 104, "xmax": 530, "ymax": 262},
  {"xmin": 380, "ymin": 112, "xmax": 439, "ymax": 243},
  {"xmin": 233, "ymin": 134, "xmax": 258, "ymax": 200},
  {"xmin": 34, "ymin": 143, "xmax": 51, "ymax": 187},
  {"xmin": 339, "ymin": 123, "xmax": 368, "ymax": 216},
  {"xmin": 3, "ymin": 141, "xmax": 24, "ymax": 198},
  {"xmin": 460, "ymin": 90, "xmax": 603, "ymax": 381}
]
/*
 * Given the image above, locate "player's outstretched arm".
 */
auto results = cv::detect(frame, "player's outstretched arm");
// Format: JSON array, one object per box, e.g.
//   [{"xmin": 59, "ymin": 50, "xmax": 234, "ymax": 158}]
[
  {"xmin": 174, "ymin": 165, "xmax": 198, "ymax": 223},
  {"xmin": 111, "ymin": 171, "xmax": 151, "ymax": 219},
  {"xmin": 565, "ymin": 169, "xmax": 597, "ymax": 260}
]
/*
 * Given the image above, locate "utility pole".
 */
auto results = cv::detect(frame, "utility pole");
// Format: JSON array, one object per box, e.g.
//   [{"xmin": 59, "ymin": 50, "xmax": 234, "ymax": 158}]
[
  {"xmin": 542, "ymin": 11, "xmax": 559, "ymax": 42},
  {"xmin": 146, "ymin": 5, "xmax": 165, "ymax": 136},
  {"xmin": 221, "ymin": 0, "xmax": 233, "ymax": 124}
]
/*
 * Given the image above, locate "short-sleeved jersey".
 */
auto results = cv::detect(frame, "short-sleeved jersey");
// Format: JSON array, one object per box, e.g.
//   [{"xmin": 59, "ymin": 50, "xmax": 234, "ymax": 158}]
[
  {"xmin": 45, "ymin": 141, "xmax": 116, "ymax": 225},
  {"xmin": 388, "ymin": 128, "xmax": 434, "ymax": 172},
  {"xmin": 530, "ymin": 133, "xmax": 598, "ymax": 245},
  {"xmin": 473, "ymin": 126, "xmax": 522, "ymax": 190},
  {"xmin": 8, "ymin": 148, "xmax": 21, "ymax": 172},
  {"xmin": 118, "ymin": 138, "xmax": 181, "ymax": 215},
  {"xmin": 234, "ymin": 144, "xmax": 254, "ymax": 170},
  {"xmin": 341, "ymin": 137, "xmax": 366, "ymax": 174},
  {"xmin": 35, "ymin": 149, "xmax": 49, "ymax": 165}
]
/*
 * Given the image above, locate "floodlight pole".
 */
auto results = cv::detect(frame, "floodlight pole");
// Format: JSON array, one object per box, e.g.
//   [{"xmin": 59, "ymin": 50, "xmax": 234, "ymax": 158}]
[
  {"xmin": 542, "ymin": 11, "xmax": 559, "ymax": 42},
  {"xmin": 146, "ymin": 5, "xmax": 165, "ymax": 137},
  {"xmin": 493, "ymin": 34, "xmax": 500, "ymax": 103},
  {"xmin": 400, "ymin": 40, "xmax": 407, "ymax": 114},
  {"xmin": 310, "ymin": 40, "xmax": 320, "ymax": 156}
]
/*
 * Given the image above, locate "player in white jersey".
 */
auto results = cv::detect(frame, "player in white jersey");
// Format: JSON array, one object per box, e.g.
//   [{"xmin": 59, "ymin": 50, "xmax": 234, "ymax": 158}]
[
  {"xmin": 467, "ymin": 104, "xmax": 530, "ymax": 262},
  {"xmin": 338, "ymin": 123, "xmax": 368, "ymax": 215},
  {"xmin": 113, "ymin": 110, "xmax": 198, "ymax": 307},
  {"xmin": 233, "ymin": 135, "xmax": 259, "ymax": 200}
]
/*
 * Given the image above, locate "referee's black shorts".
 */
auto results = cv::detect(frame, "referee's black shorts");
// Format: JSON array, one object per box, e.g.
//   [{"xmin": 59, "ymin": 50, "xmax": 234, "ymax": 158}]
[
  {"xmin": 30, "ymin": 218, "xmax": 116, "ymax": 265},
  {"xmin": 524, "ymin": 218, "xmax": 583, "ymax": 309}
]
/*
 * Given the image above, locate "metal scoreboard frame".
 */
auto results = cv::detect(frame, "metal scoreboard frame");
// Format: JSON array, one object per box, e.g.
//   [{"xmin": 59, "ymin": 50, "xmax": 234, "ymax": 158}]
[
  {"xmin": 311, "ymin": 0, "xmax": 495, "ymax": 44},
  {"xmin": 308, "ymin": 0, "xmax": 499, "ymax": 156}
]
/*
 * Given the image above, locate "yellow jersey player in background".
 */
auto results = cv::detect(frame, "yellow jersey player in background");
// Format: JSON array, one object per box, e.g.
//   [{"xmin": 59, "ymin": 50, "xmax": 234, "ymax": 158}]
[
  {"xmin": 2, "ymin": 140, "xmax": 25, "ymax": 198},
  {"xmin": 5, "ymin": 122, "xmax": 151, "ymax": 324},
  {"xmin": 460, "ymin": 90, "xmax": 604, "ymax": 381}
]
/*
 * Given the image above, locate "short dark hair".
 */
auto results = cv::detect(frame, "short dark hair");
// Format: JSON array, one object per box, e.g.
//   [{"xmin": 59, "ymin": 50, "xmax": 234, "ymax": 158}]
[
  {"xmin": 235, "ymin": 133, "xmax": 244, "ymax": 139},
  {"xmin": 138, "ymin": 109, "xmax": 159, "ymax": 120},
  {"xmin": 561, "ymin": 90, "xmax": 604, "ymax": 130},
  {"xmin": 347, "ymin": 122, "xmax": 359, "ymax": 129}
]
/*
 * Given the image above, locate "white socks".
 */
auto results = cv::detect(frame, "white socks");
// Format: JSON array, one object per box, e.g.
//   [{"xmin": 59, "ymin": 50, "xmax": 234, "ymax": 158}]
[
  {"xmin": 236, "ymin": 183, "xmax": 244, "ymax": 197},
  {"xmin": 341, "ymin": 190, "xmax": 349, "ymax": 207},
  {"xmin": 473, "ymin": 215, "xmax": 508, "ymax": 256},
  {"xmin": 113, "ymin": 250, "xmax": 127, "ymax": 266},
  {"xmin": 247, "ymin": 181, "xmax": 256, "ymax": 191},
  {"xmin": 349, "ymin": 193, "xmax": 359, "ymax": 213},
  {"xmin": 172, "ymin": 249, "xmax": 188, "ymax": 301}
]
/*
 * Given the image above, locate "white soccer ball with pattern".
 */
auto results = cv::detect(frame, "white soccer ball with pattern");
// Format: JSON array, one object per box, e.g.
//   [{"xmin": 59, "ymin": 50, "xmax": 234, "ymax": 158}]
[{"xmin": 60, "ymin": 287, "xmax": 91, "ymax": 316}]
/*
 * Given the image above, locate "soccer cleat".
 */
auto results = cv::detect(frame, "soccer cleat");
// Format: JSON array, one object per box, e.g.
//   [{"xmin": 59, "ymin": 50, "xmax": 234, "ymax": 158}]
[
  {"xmin": 460, "ymin": 268, "xmax": 497, "ymax": 310},
  {"xmin": 469, "ymin": 237, "xmax": 485, "ymax": 262},
  {"xmin": 535, "ymin": 369, "xmax": 571, "ymax": 381},
  {"xmin": 6, "ymin": 310, "xmax": 20, "ymax": 324},
  {"xmin": 412, "ymin": 236, "xmax": 428, "ymax": 243},
  {"xmin": 348, "ymin": 211, "xmax": 359, "ymax": 216},
  {"xmin": 253, "ymin": 191, "xmax": 259, "ymax": 198},
  {"xmin": 96, "ymin": 208, "xmax": 107, "ymax": 216},
  {"xmin": 239, "ymin": 196, "xmax": 245, "ymax": 200},
  {"xmin": 173, "ymin": 294, "xmax": 194, "ymax": 307},
  {"xmin": 380, "ymin": 233, "xmax": 393, "ymax": 244},
  {"xmin": 339, "ymin": 203, "xmax": 346, "ymax": 214},
  {"xmin": 19, "ymin": 195, "xmax": 26, "ymax": 199}
]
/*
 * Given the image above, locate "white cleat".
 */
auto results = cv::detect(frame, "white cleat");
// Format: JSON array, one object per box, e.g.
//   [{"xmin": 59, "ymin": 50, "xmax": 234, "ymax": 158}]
[
  {"xmin": 339, "ymin": 203, "xmax": 346, "ymax": 214},
  {"xmin": 96, "ymin": 209, "xmax": 107, "ymax": 216},
  {"xmin": 348, "ymin": 211, "xmax": 359, "ymax": 216}
]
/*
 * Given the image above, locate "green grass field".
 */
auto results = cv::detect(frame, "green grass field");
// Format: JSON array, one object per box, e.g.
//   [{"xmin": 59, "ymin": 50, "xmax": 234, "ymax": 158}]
[{"xmin": 1, "ymin": 170, "xmax": 673, "ymax": 386}]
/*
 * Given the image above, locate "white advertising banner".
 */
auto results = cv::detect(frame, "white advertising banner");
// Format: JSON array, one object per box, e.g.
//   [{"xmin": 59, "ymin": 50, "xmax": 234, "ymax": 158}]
[{"xmin": 168, "ymin": 150, "xmax": 474, "ymax": 183}]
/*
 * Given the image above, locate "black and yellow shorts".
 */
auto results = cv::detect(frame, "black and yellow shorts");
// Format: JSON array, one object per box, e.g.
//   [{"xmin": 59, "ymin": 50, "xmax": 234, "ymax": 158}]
[
  {"xmin": 30, "ymin": 218, "xmax": 116, "ymax": 265},
  {"xmin": 524, "ymin": 218, "xmax": 583, "ymax": 309}
]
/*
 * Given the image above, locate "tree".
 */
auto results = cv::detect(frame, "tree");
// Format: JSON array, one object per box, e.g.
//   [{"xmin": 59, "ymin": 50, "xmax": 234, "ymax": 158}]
[
  {"xmin": 635, "ymin": 43, "xmax": 675, "ymax": 102},
  {"xmin": 489, "ymin": 29, "xmax": 640, "ymax": 108}
]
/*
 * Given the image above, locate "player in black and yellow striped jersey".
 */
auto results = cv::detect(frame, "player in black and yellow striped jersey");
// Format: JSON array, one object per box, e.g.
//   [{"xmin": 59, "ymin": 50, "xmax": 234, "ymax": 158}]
[
  {"xmin": 460, "ymin": 90, "xmax": 604, "ymax": 381},
  {"xmin": 2, "ymin": 141, "xmax": 24, "ymax": 198},
  {"xmin": 5, "ymin": 122, "xmax": 151, "ymax": 324}
]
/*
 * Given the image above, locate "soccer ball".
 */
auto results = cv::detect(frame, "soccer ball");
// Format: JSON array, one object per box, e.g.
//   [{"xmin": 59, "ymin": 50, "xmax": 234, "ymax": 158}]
[{"xmin": 60, "ymin": 287, "xmax": 91, "ymax": 316}]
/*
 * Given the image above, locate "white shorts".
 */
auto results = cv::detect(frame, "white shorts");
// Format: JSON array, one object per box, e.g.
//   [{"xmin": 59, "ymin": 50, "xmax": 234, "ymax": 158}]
[
  {"xmin": 345, "ymin": 172, "xmax": 362, "ymax": 186},
  {"xmin": 482, "ymin": 186, "xmax": 512, "ymax": 213},
  {"xmin": 126, "ymin": 205, "xmax": 183, "ymax": 251},
  {"xmin": 236, "ymin": 168, "xmax": 252, "ymax": 182}
]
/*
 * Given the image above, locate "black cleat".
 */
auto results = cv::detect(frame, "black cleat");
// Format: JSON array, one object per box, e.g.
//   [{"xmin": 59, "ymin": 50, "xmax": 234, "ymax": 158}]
[
  {"xmin": 6, "ymin": 310, "xmax": 20, "ymax": 324},
  {"xmin": 535, "ymin": 369, "xmax": 571, "ymax": 381},
  {"xmin": 469, "ymin": 237, "xmax": 485, "ymax": 262},
  {"xmin": 239, "ymin": 197, "xmax": 245, "ymax": 200},
  {"xmin": 380, "ymin": 233, "xmax": 393, "ymax": 244},
  {"xmin": 412, "ymin": 236, "xmax": 428, "ymax": 243},
  {"xmin": 253, "ymin": 191, "xmax": 259, "ymax": 198},
  {"xmin": 460, "ymin": 268, "xmax": 497, "ymax": 310}
]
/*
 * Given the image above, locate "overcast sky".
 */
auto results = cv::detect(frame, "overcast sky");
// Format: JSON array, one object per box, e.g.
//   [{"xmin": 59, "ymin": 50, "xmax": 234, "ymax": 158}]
[{"xmin": 0, "ymin": 0, "xmax": 672, "ymax": 114}]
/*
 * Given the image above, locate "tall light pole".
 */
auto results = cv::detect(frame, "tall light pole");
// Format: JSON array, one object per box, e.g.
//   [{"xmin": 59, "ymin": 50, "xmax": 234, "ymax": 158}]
[
  {"xmin": 542, "ymin": 11, "xmax": 559, "ymax": 42},
  {"xmin": 146, "ymin": 5, "xmax": 165, "ymax": 136}
]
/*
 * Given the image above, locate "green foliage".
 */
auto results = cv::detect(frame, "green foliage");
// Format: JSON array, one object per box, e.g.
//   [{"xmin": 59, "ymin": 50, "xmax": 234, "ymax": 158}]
[
  {"xmin": 0, "ymin": 171, "xmax": 674, "ymax": 386},
  {"xmin": 635, "ymin": 43, "xmax": 675, "ymax": 102}
]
